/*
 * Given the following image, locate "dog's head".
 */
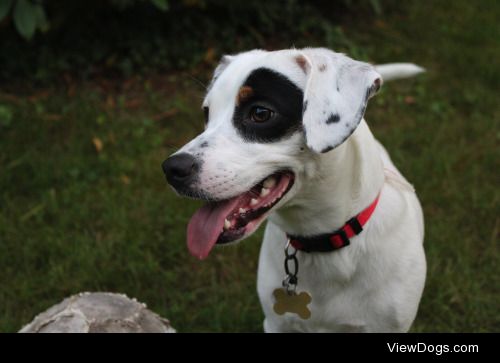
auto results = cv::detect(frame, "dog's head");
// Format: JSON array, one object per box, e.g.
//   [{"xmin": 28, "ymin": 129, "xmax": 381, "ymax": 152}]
[{"xmin": 162, "ymin": 48, "xmax": 382, "ymax": 259}]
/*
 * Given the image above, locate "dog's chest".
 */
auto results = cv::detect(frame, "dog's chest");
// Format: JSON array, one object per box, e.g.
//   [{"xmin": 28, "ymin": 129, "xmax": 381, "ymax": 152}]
[
  {"xmin": 260, "ymin": 272, "xmax": 371, "ymax": 332},
  {"xmin": 257, "ymin": 224, "xmax": 373, "ymax": 332}
]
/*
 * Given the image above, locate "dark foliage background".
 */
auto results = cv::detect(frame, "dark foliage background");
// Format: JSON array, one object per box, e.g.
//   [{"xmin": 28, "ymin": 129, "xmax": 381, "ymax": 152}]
[{"xmin": 0, "ymin": 0, "xmax": 383, "ymax": 83}]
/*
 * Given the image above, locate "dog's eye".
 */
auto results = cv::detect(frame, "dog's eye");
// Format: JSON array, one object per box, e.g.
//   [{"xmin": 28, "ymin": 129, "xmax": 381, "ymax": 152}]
[
  {"xmin": 203, "ymin": 107, "xmax": 209, "ymax": 125},
  {"xmin": 250, "ymin": 106, "xmax": 274, "ymax": 123}
]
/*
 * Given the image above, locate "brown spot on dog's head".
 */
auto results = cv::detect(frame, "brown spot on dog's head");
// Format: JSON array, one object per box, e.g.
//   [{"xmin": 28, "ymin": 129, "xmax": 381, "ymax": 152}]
[
  {"xmin": 295, "ymin": 55, "xmax": 308, "ymax": 74},
  {"xmin": 236, "ymin": 86, "xmax": 254, "ymax": 106}
]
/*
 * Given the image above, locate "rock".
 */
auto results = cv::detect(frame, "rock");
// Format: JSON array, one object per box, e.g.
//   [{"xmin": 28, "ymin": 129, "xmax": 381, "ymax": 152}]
[{"xmin": 19, "ymin": 292, "xmax": 175, "ymax": 333}]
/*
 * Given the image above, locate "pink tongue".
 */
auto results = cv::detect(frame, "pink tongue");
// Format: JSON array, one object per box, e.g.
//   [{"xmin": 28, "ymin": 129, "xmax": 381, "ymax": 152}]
[{"xmin": 187, "ymin": 197, "xmax": 242, "ymax": 260}]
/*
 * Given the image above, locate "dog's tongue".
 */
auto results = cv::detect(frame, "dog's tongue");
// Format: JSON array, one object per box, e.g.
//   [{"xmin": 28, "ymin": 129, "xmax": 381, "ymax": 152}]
[{"xmin": 187, "ymin": 197, "xmax": 242, "ymax": 260}]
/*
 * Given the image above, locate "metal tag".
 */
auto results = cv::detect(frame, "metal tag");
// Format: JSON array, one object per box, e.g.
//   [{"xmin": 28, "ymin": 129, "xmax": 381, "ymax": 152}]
[{"xmin": 272, "ymin": 288, "xmax": 312, "ymax": 320}]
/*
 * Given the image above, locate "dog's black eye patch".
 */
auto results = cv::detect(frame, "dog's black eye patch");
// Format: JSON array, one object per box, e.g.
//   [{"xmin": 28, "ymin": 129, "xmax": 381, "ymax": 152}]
[{"xmin": 233, "ymin": 68, "xmax": 303, "ymax": 143}]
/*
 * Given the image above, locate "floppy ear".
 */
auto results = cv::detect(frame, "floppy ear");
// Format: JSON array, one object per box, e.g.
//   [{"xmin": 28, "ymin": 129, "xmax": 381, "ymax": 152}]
[{"xmin": 299, "ymin": 49, "xmax": 382, "ymax": 153}]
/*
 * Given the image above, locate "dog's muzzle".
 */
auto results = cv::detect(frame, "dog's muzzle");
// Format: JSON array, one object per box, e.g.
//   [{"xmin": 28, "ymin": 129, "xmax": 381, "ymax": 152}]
[{"xmin": 162, "ymin": 153, "xmax": 199, "ymax": 190}]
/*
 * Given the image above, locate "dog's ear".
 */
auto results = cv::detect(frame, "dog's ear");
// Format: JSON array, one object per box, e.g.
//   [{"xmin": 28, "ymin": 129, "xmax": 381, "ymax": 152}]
[
  {"xmin": 298, "ymin": 49, "xmax": 382, "ymax": 153},
  {"xmin": 211, "ymin": 55, "xmax": 234, "ymax": 82},
  {"xmin": 207, "ymin": 55, "xmax": 234, "ymax": 91}
]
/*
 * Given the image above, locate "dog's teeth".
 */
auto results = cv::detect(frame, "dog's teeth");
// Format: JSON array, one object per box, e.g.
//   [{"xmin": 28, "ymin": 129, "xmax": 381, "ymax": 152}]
[
  {"xmin": 250, "ymin": 198, "xmax": 258, "ymax": 206},
  {"xmin": 263, "ymin": 177, "xmax": 276, "ymax": 189},
  {"xmin": 224, "ymin": 218, "xmax": 231, "ymax": 230},
  {"xmin": 261, "ymin": 188, "xmax": 270, "ymax": 197},
  {"xmin": 239, "ymin": 208, "xmax": 247, "ymax": 214}
]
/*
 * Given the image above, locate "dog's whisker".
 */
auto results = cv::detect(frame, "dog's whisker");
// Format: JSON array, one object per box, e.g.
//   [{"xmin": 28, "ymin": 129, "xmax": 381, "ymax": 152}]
[{"xmin": 187, "ymin": 74, "xmax": 208, "ymax": 90}]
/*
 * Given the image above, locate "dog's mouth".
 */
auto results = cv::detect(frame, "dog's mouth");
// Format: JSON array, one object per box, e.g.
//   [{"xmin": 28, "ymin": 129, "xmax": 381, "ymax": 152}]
[{"xmin": 187, "ymin": 171, "xmax": 295, "ymax": 259}]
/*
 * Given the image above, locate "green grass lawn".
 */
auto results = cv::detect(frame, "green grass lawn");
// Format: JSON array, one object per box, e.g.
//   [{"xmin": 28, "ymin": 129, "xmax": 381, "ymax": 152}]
[{"xmin": 0, "ymin": 1, "xmax": 498, "ymax": 332}]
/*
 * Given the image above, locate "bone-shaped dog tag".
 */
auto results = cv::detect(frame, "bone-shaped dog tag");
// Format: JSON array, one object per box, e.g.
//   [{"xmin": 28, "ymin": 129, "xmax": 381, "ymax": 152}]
[{"xmin": 273, "ymin": 288, "xmax": 312, "ymax": 319}]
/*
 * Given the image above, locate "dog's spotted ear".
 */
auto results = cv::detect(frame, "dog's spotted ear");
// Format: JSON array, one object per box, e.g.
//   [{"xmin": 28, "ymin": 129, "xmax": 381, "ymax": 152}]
[{"xmin": 298, "ymin": 49, "xmax": 382, "ymax": 153}]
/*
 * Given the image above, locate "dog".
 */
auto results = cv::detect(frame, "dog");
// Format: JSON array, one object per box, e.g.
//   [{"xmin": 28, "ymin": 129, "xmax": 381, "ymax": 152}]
[{"xmin": 162, "ymin": 48, "xmax": 426, "ymax": 332}]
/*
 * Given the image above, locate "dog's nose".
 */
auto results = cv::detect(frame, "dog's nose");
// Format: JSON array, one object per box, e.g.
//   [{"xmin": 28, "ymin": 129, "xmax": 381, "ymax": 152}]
[{"xmin": 162, "ymin": 153, "xmax": 198, "ymax": 187}]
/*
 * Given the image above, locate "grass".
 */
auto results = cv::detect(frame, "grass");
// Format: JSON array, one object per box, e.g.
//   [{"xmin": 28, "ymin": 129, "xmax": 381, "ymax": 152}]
[{"xmin": 0, "ymin": 1, "xmax": 498, "ymax": 332}]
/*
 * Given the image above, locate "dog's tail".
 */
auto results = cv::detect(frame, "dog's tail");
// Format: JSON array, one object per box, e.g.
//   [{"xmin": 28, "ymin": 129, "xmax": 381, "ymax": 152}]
[{"xmin": 374, "ymin": 63, "xmax": 425, "ymax": 81}]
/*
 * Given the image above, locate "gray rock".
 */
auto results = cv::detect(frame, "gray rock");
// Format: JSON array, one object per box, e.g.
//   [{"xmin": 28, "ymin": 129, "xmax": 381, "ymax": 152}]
[{"xmin": 19, "ymin": 292, "xmax": 176, "ymax": 333}]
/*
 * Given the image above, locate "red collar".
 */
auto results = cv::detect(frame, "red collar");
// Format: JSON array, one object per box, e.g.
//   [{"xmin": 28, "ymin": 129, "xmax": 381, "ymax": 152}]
[{"xmin": 287, "ymin": 194, "xmax": 380, "ymax": 253}]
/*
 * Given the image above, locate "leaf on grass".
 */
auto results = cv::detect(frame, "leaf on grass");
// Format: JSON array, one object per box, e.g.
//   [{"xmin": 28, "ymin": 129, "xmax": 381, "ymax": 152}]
[
  {"xmin": 405, "ymin": 96, "xmax": 416, "ymax": 105},
  {"xmin": 120, "ymin": 175, "xmax": 131, "ymax": 185},
  {"xmin": 374, "ymin": 19, "xmax": 387, "ymax": 29},
  {"xmin": 92, "ymin": 137, "xmax": 104, "ymax": 153}
]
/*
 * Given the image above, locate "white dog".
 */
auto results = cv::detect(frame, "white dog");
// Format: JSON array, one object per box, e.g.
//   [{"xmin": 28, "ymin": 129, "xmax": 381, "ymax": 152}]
[{"xmin": 162, "ymin": 48, "xmax": 426, "ymax": 332}]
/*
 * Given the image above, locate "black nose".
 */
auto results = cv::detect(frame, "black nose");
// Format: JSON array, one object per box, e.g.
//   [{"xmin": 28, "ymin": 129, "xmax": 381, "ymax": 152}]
[{"xmin": 162, "ymin": 153, "xmax": 198, "ymax": 188}]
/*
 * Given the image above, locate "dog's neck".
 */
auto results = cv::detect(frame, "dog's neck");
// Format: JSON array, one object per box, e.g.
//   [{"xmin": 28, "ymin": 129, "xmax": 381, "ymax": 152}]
[{"xmin": 270, "ymin": 121, "xmax": 384, "ymax": 237}]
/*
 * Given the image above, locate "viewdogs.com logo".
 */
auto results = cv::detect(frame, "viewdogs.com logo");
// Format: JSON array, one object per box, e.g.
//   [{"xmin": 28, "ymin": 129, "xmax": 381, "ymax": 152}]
[{"xmin": 387, "ymin": 343, "xmax": 479, "ymax": 355}]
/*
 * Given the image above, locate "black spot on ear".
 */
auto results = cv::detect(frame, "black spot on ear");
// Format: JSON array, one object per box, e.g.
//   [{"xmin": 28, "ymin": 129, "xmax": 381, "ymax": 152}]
[
  {"xmin": 325, "ymin": 113, "xmax": 340, "ymax": 124},
  {"xmin": 321, "ymin": 145, "xmax": 334, "ymax": 153},
  {"xmin": 200, "ymin": 141, "xmax": 209, "ymax": 148},
  {"xmin": 203, "ymin": 107, "xmax": 209, "ymax": 125},
  {"xmin": 302, "ymin": 100, "xmax": 308, "ymax": 116}
]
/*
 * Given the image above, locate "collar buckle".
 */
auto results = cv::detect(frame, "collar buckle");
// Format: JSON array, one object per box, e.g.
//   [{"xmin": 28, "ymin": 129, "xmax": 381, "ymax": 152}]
[{"xmin": 347, "ymin": 216, "xmax": 363, "ymax": 235}]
